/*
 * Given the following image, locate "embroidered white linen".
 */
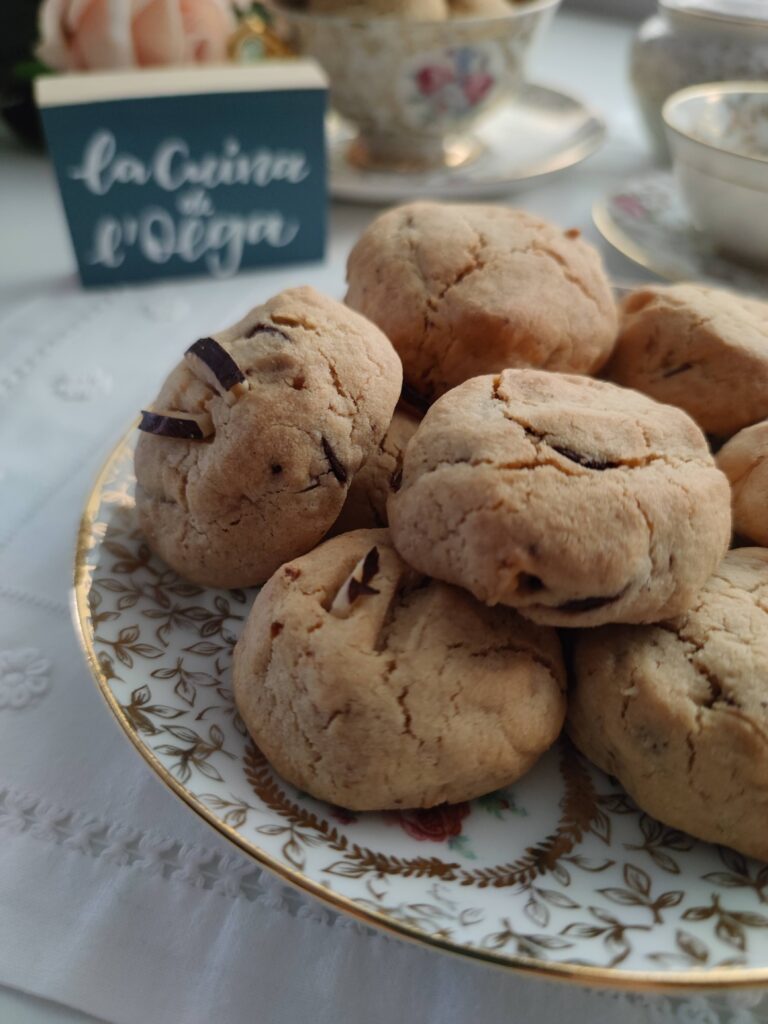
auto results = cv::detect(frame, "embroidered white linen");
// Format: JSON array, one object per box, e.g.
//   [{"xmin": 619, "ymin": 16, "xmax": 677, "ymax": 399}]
[{"xmin": 1, "ymin": 12, "xmax": 767, "ymax": 1022}]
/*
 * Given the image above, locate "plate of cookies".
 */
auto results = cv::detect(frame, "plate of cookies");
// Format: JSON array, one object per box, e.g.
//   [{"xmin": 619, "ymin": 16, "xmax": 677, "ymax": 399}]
[{"xmin": 74, "ymin": 202, "xmax": 768, "ymax": 990}]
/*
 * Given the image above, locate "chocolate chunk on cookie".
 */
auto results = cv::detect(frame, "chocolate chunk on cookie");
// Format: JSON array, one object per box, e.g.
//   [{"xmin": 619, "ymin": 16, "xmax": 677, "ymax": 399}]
[
  {"xmin": 388, "ymin": 369, "xmax": 731, "ymax": 626},
  {"xmin": 607, "ymin": 283, "xmax": 768, "ymax": 438},
  {"xmin": 569, "ymin": 548, "xmax": 768, "ymax": 862},
  {"xmin": 328, "ymin": 406, "xmax": 420, "ymax": 535},
  {"xmin": 134, "ymin": 286, "xmax": 402, "ymax": 588},
  {"xmin": 233, "ymin": 529, "xmax": 566, "ymax": 810},
  {"xmin": 345, "ymin": 201, "xmax": 617, "ymax": 401}
]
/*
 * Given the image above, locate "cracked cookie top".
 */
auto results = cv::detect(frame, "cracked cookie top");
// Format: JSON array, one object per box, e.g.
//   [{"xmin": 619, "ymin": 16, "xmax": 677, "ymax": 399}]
[
  {"xmin": 134, "ymin": 286, "xmax": 402, "ymax": 588},
  {"xmin": 716, "ymin": 420, "xmax": 768, "ymax": 547},
  {"xmin": 607, "ymin": 283, "xmax": 768, "ymax": 438},
  {"xmin": 232, "ymin": 528, "xmax": 566, "ymax": 810},
  {"xmin": 569, "ymin": 548, "xmax": 768, "ymax": 862},
  {"xmin": 387, "ymin": 369, "xmax": 732, "ymax": 626},
  {"xmin": 344, "ymin": 201, "xmax": 618, "ymax": 402}
]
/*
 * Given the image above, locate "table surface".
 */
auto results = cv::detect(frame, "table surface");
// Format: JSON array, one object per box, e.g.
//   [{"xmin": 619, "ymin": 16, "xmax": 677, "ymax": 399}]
[{"xmin": 0, "ymin": 10, "xmax": 669, "ymax": 1023}]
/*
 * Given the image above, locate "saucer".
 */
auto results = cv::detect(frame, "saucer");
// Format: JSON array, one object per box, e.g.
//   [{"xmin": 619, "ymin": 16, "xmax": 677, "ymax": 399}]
[
  {"xmin": 328, "ymin": 83, "xmax": 605, "ymax": 203},
  {"xmin": 593, "ymin": 171, "xmax": 768, "ymax": 295}
]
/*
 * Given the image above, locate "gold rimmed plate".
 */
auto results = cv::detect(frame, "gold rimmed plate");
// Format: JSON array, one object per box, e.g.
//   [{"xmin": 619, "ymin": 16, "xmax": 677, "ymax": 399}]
[
  {"xmin": 328, "ymin": 83, "xmax": 606, "ymax": 204},
  {"xmin": 593, "ymin": 171, "xmax": 768, "ymax": 295},
  {"xmin": 73, "ymin": 429, "xmax": 768, "ymax": 992}
]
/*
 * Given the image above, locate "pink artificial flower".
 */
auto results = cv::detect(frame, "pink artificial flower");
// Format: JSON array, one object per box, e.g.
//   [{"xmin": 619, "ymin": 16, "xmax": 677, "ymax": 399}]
[{"xmin": 37, "ymin": 0, "xmax": 236, "ymax": 72}]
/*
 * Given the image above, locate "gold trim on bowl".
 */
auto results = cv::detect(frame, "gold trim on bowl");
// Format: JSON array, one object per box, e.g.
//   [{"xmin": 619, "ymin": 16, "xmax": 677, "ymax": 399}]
[
  {"xmin": 592, "ymin": 198, "xmax": 679, "ymax": 283},
  {"xmin": 72, "ymin": 428, "xmax": 768, "ymax": 993}
]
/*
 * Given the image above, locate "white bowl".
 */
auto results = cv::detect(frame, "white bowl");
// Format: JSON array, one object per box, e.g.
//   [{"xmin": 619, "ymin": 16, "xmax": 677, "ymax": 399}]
[
  {"xmin": 275, "ymin": 0, "xmax": 561, "ymax": 170},
  {"xmin": 663, "ymin": 82, "xmax": 768, "ymax": 266}
]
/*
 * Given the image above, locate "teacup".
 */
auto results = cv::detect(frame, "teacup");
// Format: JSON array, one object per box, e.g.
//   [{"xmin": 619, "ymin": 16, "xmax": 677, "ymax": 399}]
[
  {"xmin": 664, "ymin": 82, "xmax": 768, "ymax": 267},
  {"xmin": 274, "ymin": 0, "xmax": 561, "ymax": 170}
]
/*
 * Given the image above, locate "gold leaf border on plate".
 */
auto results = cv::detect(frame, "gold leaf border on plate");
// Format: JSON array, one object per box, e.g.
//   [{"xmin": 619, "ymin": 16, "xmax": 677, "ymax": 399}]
[
  {"xmin": 72, "ymin": 428, "xmax": 768, "ymax": 992},
  {"xmin": 244, "ymin": 741, "xmax": 598, "ymax": 888}
]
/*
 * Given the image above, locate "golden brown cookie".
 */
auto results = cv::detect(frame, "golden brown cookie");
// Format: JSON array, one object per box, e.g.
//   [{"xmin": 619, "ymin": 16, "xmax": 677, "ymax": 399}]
[
  {"xmin": 328, "ymin": 406, "xmax": 420, "ymax": 534},
  {"xmin": 569, "ymin": 548, "xmax": 768, "ymax": 862},
  {"xmin": 134, "ymin": 287, "xmax": 402, "ymax": 588},
  {"xmin": 345, "ymin": 202, "xmax": 618, "ymax": 402},
  {"xmin": 606, "ymin": 283, "xmax": 768, "ymax": 438},
  {"xmin": 233, "ymin": 529, "xmax": 566, "ymax": 810},
  {"xmin": 388, "ymin": 369, "xmax": 731, "ymax": 626},
  {"xmin": 716, "ymin": 420, "xmax": 768, "ymax": 546}
]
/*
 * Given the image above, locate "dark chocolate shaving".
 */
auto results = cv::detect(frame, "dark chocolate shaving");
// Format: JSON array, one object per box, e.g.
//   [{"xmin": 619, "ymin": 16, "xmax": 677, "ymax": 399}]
[
  {"xmin": 361, "ymin": 546, "xmax": 380, "ymax": 585},
  {"xmin": 347, "ymin": 578, "xmax": 379, "ymax": 602},
  {"xmin": 186, "ymin": 337, "xmax": 245, "ymax": 392},
  {"xmin": 557, "ymin": 587, "xmax": 629, "ymax": 613},
  {"xmin": 400, "ymin": 382, "xmax": 431, "ymax": 413},
  {"xmin": 661, "ymin": 362, "xmax": 693, "ymax": 379},
  {"xmin": 138, "ymin": 410, "xmax": 207, "ymax": 440},
  {"xmin": 322, "ymin": 436, "xmax": 347, "ymax": 484},
  {"xmin": 245, "ymin": 322, "xmax": 291, "ymax": 342},
  {"xmin": 522, "ymin": 426, "xmax": 618, "ymax": 470},
  {"xmin": 518, "ymin": 573, "xmax": 544, "ymax": 594},
  {"xmin": 551, "ymin": 445, "xmax": 620, "ymax": 471}
]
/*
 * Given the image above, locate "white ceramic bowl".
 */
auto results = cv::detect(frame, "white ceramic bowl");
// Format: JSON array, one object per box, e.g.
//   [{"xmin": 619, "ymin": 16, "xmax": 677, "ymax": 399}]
[
  {"xmin": 664, "ymin": 82, "xmax": 768, "ymax": 266},
  {"xmin": 275, "ymin": 0, "xmax": 561, "ymax": 170}
]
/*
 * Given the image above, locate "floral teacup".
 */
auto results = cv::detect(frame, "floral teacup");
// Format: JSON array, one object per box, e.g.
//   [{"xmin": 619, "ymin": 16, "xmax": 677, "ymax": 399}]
[
  {"xmin": 664, "ymin": 82, "xmax": 768, "ymax": 266},
  {"xmin": 276, "ymin": 0, "xmax": 561, "ymax": 170}
]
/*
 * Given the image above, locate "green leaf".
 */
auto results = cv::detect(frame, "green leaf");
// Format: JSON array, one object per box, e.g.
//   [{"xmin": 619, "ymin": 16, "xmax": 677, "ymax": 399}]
[{"xmin": 447, "ymin": 834, "xmax": 477, "ymax": 860}]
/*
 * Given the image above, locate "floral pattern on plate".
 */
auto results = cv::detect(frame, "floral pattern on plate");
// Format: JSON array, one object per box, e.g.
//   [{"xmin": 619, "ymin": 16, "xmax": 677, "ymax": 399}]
[
  {"xmin": 593, "ymin": 171, "xmax": 768, "ymax": 295},
  {"xmin": 407, "ymin": 46, "xmax": 501, "ymax": 124},
  {"xmin": 73, "ymin": 432, "xmax": 768, "ymax": 986}
]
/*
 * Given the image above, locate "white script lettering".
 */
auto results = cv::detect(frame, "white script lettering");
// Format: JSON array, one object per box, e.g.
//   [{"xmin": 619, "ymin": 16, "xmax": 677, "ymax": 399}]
[{"xmin": 70, "ymin": 131, "xmax": 310, "ymax": 195}]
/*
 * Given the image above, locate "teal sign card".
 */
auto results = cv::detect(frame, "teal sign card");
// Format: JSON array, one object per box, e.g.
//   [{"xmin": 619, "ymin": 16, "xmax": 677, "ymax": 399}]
[{"xmin": 36, "ymin": 63, "xmax": 328, "ymax": 287}]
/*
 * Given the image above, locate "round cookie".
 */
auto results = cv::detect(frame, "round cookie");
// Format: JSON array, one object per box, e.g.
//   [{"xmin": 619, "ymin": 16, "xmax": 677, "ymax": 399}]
[
  {"xmin": 135, "ymin": 286, "xmax": 402, "ymax": 588},
  {"xmin": 568, "ymin": 548, "xmax": 768, "ymax": 862},
  {"xmin": 606, "ymin": 283, "xmax": 768, "ymax": 438},
  {"xmin": 716, "ymin": 421, "xmax": 768, "ymax": 546},
  {"xmin": 233, "ymin": 529, "xmax": 566, "ymax": 810},
  {"xmin": 328, "ymin": 407, "xmax": 420, "ymax": 535},
  {"xmin": 388, "ymin": 369, "xmax": 732, "ymax": 626},
  {"xmin": 345, "ymin": 202, "xmax": 618, "ymax": 402}
]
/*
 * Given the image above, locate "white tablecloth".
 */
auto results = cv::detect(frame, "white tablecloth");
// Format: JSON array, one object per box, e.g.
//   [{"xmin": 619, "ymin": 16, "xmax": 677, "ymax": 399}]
[{"xmin": 1, "ymin": 11, "xmax": 766, "ymax": 1023}]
